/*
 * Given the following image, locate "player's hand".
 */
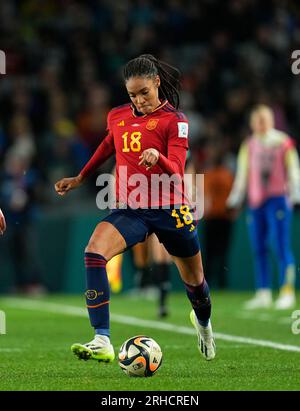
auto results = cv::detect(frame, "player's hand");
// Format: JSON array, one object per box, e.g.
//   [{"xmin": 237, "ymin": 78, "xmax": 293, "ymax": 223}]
[
  {"xmin": 138, "ymin": 148, "xmax": 159, "ymax": 170},
  {"xmin": 54, "ymin": 175, "xmax": 84, "ymax": 196},
  {"xmin": 0, "ymin": 208, "xmax": 6, "ymax": 235}
]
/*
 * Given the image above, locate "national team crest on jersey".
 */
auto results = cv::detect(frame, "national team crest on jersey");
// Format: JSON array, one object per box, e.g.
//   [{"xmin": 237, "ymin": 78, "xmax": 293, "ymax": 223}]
[
  {"xmin": 146, "ymin": 119, "xmax": 159, "ymax": 130},
  {"xmin": 178, "ymin": 122, "xmax": 188, "ymax": 138}
]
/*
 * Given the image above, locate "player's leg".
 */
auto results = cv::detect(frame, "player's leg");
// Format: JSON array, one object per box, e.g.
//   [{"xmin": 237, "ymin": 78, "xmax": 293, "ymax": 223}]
[
  {"xmin": 153, "ymin": 208, "xmax": 215, "ymax": 360},
  {"xmin": 149, "ymin": 234, "xmax": 172, "ymax": 317},
  {"xmin": 71, "ymin": 221, "xmax": 126, "ymax": 363},
  {"xmin": 72, "ymin": 209, "xmax": 149, "ymax": 363},
  {"xmin": 172, "ymin": 250, "xmax": 216, "ymax": 360},
  {"xmin": 245, "ymin": 205, "xmax": 272, "ymax": 309},
  {"xmin": 268, "ymin": 197, "xmax": 296, "ymax": 309},
  {"xmin": 172, "ymin": 251, "xmax": 209, "ymax": 327}
]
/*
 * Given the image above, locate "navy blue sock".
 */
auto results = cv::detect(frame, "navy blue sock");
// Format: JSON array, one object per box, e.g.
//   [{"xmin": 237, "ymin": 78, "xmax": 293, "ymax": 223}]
[
  {"xmin": 184, "ymin": 279, "xmax": 211, "ymax": 327},
  {"xmin": 84, "ymin": 252, "xmax": 110, "ymax": 337}
]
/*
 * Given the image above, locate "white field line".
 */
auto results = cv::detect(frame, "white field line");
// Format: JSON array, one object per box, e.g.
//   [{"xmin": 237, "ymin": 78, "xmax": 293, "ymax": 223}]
[
  {"xmin": 2, "ymin": 298, "xmax": 300, "ymax": 353},
  {"xmin": 237, "ymin": 312, "xmax": 291, "ymax": 324}
]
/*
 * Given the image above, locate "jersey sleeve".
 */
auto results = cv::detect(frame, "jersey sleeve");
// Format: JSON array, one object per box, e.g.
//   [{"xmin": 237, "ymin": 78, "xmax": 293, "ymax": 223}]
[
  {"xmin": 284, "ymin": 138, "xmax": 300, "ymax": 204},
  {"xmin": 79, "ymin": 112, "xmax": 115, "ymax": 179},
  {"xmin": 157, "ymin": 116, "xmax": 189, "ymax": 176},
  {"xmin": 226, "ymin": 141, "xmax": 249, "ymax": 208}
]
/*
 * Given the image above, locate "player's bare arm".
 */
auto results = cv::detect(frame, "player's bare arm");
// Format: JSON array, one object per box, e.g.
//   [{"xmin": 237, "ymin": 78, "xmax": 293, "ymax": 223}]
[{"xmin": 54, "ymin": 174, "xmax": 84, "ymax": 196}]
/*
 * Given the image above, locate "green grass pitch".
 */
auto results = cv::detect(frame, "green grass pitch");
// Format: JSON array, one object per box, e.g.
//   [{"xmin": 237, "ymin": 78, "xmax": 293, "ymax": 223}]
[{"xmin": 0, "ymin": 292, "xmax": 300, "ymax": 391}]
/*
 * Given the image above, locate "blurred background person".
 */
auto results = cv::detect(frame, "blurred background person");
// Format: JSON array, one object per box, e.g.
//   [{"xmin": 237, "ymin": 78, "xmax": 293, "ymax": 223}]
[
  {"xmin": 132, "ymin": 239, "xmax": 153, "ymax": 295},
  {"xmin": 227, "ymin": 105, "xmax": 300, "ymax": 309},
  {"xmin": 203, "ymin": 140, "xmax": 234, "ymax": 289},
  {"xmin": 0, "ymin": 114, "xmax": 46, "ymax": 295},
  {"xmin": 149, "ymin": 234, "xmax": 172, "ymax": 318},
  {"xmin": 132, "ymin": 234, "xmax": 172, "ymax": 318}
]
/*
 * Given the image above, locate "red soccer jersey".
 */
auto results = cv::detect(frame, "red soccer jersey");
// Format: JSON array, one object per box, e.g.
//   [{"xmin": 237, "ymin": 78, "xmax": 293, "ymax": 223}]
[{"xmin": 80, "ymin": 100, "xmax": 189, "ymax": 208}]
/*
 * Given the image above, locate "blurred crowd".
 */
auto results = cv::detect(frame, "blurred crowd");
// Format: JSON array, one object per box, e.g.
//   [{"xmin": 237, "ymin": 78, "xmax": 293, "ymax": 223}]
[{"xmin": 0, "ymin": 0, "xmax": 300, "ymax": 292}]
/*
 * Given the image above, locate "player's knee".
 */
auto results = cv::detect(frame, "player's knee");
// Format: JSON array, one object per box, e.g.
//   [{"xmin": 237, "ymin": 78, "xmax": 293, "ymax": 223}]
[
  {"xmin": 195, "ymin": 271, "xmax": 205, "ymax": 286},
  {"xmin": 85, "ymin": 240, "xmax": 105, "ymax": 255},
  {"xmin": 183, "ymin": 269, "xmax": 205, "ymax": 286}
]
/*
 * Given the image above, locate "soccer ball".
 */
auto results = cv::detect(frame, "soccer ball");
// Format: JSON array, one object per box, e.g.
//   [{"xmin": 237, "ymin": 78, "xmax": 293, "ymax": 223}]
[{"xmin": 118, "ymin": 335, "xmax": 163, "ymax": 377}]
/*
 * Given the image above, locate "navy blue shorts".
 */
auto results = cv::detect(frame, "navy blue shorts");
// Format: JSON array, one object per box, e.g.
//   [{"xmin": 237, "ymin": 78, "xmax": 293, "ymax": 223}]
[{"xmin": 102, "ymin": 206, "xmax": 200, "ymax": 258}]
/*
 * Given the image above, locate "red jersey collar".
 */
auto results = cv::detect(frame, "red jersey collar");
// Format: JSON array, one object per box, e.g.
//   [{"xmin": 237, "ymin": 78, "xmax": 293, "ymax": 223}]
[{"xmin": 130, "ymin": 99, "xmax": 169, "ymax": 118}]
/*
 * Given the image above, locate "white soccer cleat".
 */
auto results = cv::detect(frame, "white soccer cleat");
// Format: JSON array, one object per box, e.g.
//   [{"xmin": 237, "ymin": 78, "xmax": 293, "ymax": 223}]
[
  {"xmin": 190, "ymin": 310, "xmax": 216, "ymax": 361},
  {"xmin": 275, "ymin": 292, "xmax": 296, "ymax": 310},
  {"xmin": 244, "ymin": 289, "xmax": 272, "ymax": 309},
  {"xmin": 71, "ymin": 335, "xmax": 115, "ymax": 363}
]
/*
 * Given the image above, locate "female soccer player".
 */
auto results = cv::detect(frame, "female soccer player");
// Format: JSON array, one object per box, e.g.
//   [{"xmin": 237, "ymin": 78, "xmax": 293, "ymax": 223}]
[
  {"xmin": 227, "ymin": 105, "xmax": 300, "ymax": 309},
  {"xmin": 55, "ymin": 54, "xmax": 215, "ymax": 362},
  {"xmin": 0, "ymin": 208, "xmax": 6, "ymax": 235}
]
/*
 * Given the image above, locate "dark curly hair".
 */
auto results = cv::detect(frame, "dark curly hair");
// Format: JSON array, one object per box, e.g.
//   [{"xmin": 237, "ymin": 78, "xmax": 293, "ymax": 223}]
[{"xmin": 123, "ymin": 54, "xmax": 181, "ymax": 109}]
